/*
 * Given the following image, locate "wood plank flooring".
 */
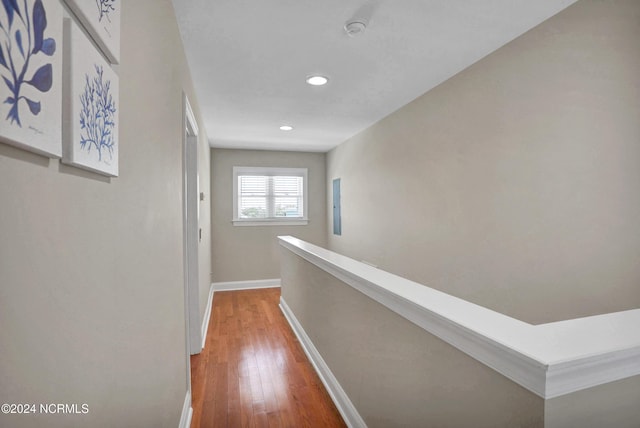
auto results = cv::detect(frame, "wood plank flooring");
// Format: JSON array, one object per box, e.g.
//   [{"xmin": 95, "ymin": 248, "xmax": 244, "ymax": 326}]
[{"xmin": 190, "ymin": 288, "xmax": 346, "ymax": 428}]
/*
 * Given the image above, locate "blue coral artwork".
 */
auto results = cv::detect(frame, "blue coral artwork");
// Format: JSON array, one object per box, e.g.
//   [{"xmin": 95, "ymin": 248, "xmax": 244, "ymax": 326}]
[
  {"xmin": 63, "ymin": 0, "xmax": 120, "ymax": 64},
  {"xmin": 96, "ymin": 0, "xmax": 115, "ymax": 23},
  {"xmin": 79, "ymin": 65, "xmax": 116, "ymax": 163},
  {"xmin": 63, "ymin": 19, "xmax": 118, "ymax": 177},
  {"xmin": 0, "ymin": 0, "xmax": 62, "ymax": 157}
]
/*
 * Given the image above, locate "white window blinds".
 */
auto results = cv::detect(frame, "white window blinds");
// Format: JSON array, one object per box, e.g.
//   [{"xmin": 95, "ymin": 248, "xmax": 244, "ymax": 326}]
[{"xmin": 233, "ymin": 167, "xmax": 307, "ymax": 224}]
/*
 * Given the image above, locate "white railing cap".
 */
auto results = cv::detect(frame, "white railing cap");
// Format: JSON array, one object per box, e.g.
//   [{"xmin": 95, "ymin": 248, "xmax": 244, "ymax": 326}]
[{"xmin": 278, "ymin": 235, "xmax": 640, "ymax": 398}]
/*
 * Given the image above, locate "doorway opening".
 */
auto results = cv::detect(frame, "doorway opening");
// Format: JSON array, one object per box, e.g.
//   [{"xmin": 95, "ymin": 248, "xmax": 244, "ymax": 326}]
[{"xmin": 181, "ymin": 94, "xmax": 200, "ymax": 427}]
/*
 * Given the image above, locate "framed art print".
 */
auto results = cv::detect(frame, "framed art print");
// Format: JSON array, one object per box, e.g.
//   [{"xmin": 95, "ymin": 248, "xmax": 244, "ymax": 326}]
[
  {"xmin": 63, "ymin": 0, "xmax": 120, "ymax": 64},
  {"xmin": 63, "ymin": 19, "xmax": 118, "ymax": 177},
  {"xmin": 0, "ymin": 0, "xmax": 63, "ymax": 157}
]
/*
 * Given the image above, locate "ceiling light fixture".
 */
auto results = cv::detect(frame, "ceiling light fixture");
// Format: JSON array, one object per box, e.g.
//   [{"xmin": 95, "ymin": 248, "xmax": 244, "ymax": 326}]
[
  {"xmin": 306, "ymin": 75, "xmax": 329, "ymax": 86},
  {"xmin": 279, "ymin": 125, "xmax": 294, "ymax": 131}
]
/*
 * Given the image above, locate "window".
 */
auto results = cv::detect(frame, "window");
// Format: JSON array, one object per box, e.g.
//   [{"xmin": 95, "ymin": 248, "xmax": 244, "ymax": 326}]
[{"xmin": 233, "ymin": 167, "xmax": 308, "ymax": 226}]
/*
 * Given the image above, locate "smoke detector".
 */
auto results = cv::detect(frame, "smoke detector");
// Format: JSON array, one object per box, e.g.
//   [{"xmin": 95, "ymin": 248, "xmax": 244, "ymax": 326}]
[{"xmin": 344, "ymin": 20, "xmax": 367, "ymax": 37}]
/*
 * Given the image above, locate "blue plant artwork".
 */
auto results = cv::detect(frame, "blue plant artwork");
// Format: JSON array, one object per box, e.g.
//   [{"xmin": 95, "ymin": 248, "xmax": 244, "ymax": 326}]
[
  {"xmin": 1, "ymin": 0, "xmax": 55, "ymax": 127},
  {"xmin": 96, "ymin": 0, "xmax": 115, "ymax": 23},
  {"xmin": 79, "ymin": 65, "xmax": 116, "ymax": 163}
]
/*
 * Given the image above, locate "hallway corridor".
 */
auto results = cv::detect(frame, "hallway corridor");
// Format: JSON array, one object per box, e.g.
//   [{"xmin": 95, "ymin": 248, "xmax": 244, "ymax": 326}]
[{"xmin": 190, "ymin": 288, "xmax": 346, "ymax": 427}]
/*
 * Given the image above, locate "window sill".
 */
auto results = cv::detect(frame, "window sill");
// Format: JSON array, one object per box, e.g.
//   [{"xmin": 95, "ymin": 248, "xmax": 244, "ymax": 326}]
[{"xmin": 233, "ymin": 219, "xmax": 309, "ymax": 227}]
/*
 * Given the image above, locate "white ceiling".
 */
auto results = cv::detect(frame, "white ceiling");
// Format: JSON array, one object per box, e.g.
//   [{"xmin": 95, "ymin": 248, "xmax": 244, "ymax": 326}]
[{"xmin": 172, "ymin": 0, "xmax": 578, "ymax": 152}]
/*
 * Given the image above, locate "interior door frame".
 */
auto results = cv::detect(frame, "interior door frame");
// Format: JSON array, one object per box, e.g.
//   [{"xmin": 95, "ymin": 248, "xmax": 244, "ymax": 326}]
[{"xmin": 182, "ymin": 94, "xmax": 201, "ymax": 413}]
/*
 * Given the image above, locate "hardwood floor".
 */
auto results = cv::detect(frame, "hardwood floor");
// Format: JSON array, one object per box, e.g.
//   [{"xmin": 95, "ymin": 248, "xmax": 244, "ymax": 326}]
[{"xmin": 190, "ymin": 288, "xmax": 346, "ymax": 428}]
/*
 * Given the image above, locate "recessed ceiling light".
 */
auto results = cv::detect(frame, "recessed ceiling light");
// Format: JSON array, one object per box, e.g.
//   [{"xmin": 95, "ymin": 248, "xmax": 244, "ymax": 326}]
[
  {"xmin": 306, "ymin": 75, "xmax": 329, "ymax": 86},
  {"xmin": 279, "ymin": 125, "xmax": 294, "ymax": 131}
]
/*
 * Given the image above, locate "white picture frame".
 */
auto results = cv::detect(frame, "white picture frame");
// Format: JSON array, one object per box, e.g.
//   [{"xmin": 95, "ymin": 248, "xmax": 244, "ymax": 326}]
[
  {"xmin": 64, "ymin": 0, "xmax": 120, "ymax": 64},
  {"xmin": 0, "ymin": 0, "xmax": 63, "ymax": 158},
  {"xmin": 63, "ymin": 19, "xmax": 119, "ymax": 177}
]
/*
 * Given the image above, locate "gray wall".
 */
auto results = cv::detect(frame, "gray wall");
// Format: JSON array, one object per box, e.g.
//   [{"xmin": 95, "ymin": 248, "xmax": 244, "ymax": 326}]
[
  {"xmin": 545, "ymin": 375, "xmax": 640, "ymax": 428},
  {"xmin": 280, "ymin": 249, "xmax": 544, "ymax": 427},
  {"xmin": 210, "ymin": 148, "xmax": 326, "ymax": 282},
  {"xmin": 326, "ymin": 0, "xmax": 640, "ymax": 324},
  {"xmin": 0, "ymin": 0, "xmax": 210, "ymax": 426}
]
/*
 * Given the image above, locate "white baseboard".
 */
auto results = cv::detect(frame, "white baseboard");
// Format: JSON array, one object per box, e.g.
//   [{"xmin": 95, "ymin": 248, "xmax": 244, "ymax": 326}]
[
  {"xmin": 201, "ymin": 283, "xmax": 215, "ymax": 350},
  {"xmin": 279, "ymin": 297, "xmax": 366, "ymax": 428},
  {"xmin": 179, "ymin": 390, "xmax": 192, "ymax": 428},
  {"xmin": 212, "ymin": 278, "xmax": 280, "ymax": 292}
]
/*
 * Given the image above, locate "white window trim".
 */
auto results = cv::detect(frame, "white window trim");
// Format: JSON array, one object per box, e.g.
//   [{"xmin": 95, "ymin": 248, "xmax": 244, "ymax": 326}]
[{"xmin": 233, "ymin": 166, "xmax": 309, "ymax": 226}]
